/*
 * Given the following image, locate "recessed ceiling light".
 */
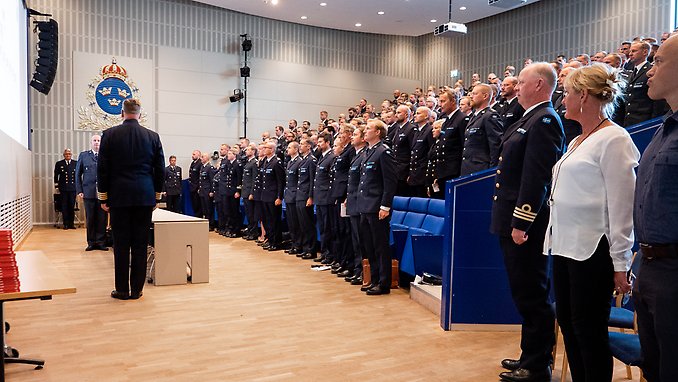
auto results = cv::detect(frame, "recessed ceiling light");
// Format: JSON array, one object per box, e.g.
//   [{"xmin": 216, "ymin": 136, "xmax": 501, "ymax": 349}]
[
  {"xmin": 301, "ymin": 16, "xmax": 308, "ymax": 19},
  {"xmin": 355, "ymin": 23, "xmax": 362, "ymax": 27},
  {"xmin": 320, "ymin": 2, "xmax": 327, "ymax": 6},
  {"xmin": 378, "ymin": 11, "xmax": 385, "ymax": 15},
  {"xmin": 460, "ymin": 6, "xmax": 467, "ymax": 10},
  {"xmin": 271, "ymin": 0, "xmax": 278, "ymax": 4},
  {"xmin": 430, "ymin": 19, "xmax": 437, "ymax": 23}
]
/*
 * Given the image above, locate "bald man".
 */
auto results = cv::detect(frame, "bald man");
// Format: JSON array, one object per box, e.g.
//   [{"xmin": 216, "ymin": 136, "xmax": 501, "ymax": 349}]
[
  {"xmin": 491, "ymin": 63, "xmax": 564, "ymax": 382},
  {"xmin": 495, "ymin": 76, "xmax": 525, "ymax": 129},
  {"xmin": 633, "ymin": 35, "xmax": 678, "ymax": 382},
  {"xmin": 76, "ymin": 135, "xmax": 108, "ymax": 250},
  {"xmin": 460, "ymin": 83, "xmax": 504, "ymax": 176}
]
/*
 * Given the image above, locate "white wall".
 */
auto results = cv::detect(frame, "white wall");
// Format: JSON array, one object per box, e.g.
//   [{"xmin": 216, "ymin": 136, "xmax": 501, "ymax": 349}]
[
  {"xmin": 0, "ymin": 129, "xmax": 32, "ymax": 205},
  {"xmin": 156, "ymin": 46, "xmax": 418, "ymax": 173}
]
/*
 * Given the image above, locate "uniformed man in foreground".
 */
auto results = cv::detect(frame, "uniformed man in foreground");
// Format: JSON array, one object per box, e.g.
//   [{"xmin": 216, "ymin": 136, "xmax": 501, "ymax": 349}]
[
  {"xmin": 633, "ymin": 34, "xmax": 678, "ymax": 382},
  {"xmin": 98, "ymin": 98, "xmax": 165, "ymax": 301},
  {"xmin": 54, "ymin": 148, "xmax": 78, "ymax": 229},
  {"xmin": 75, "ymin": 135, "xmax": 108, "ymax": 250},
  {"xmin": 163, "ymin": 155, "xmax": 182, "ymax": 213},
  {"xmin": 490, "ymin": 63, "xmax": 564, "ymax": 382},
  {"xmin": 358, "ymin": 119, "xmax": 397, "ymax": 296}
]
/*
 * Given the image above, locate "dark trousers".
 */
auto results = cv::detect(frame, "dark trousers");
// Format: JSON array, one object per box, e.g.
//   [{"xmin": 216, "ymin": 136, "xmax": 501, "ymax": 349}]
[
  {"xmin": 166, "ymin": 194, "xmax": 181, "ymax": 213},
  {"xmin": 296, "ymin": 202, "xmax": 316, "ymax": 255},
  {"xmin": 60, "ymin": 190, "xmax": 76, "ymax": 228},
  {"xmin": 285, "ymin": 201, "xmax": 301, "ymax": 250},
  {"xmin": 254, "ymin": 200, "xmax": 265, "ymax": 238},
  {"xmin": 215, "ymin": 200, "xmax": 226, "ymax": 231},
  {"xmin": 431, "ymin": 176, "xmax": 453, "ymax": 200},
  {"xmin": 109, "ymin": 206, "xmax": 153, "ymax": 295},
  {"xmin": 316, "ymin": 205, "xmax": 335, "ymax": 259},
  {"xmin": 409, "ymin": 184, "xmax": 428, "ymax": 198},
  {"xmin": 243, "ymin": 198, "xmax": 258, "ymax": 236},
  {"xmin": 395, "ymin": 179, "xmax": 411, "ymax": 197},
  {"xmin": 359, "ymin": 212, "xmax": 391, "ymax": 288},
  {"xmin": 199, "ymin": 194, "xmax": 214, "ymax": 228},
  {"xmin": 83, "ymin": 198, "xmax": 107, "ymax": 246},
  {"xmin": 349, "ymin": 215, "xmax": 364, "ymax": 277},
  {"xmin": 190, "ymin": 189, "xmax": 201, "ymax": 217},
  {"xmin": 263, "ymin": 202, "xmax": 282, "ymax": 246},
  {"xmin": 499, "ymin": 233, "xmax": 555, "ymax": 371},
  {"xmin": 225, "ymin": 195, "xmax": 241, "ymax": 232},
  {"xmin": 333, "ymin": 205, "xmax": 352, "ymax": 266},
  {"xmin": 553, "ymin": 237, "xmax": 613, "ymax": 382},
  {"xmin": 634, "ymin": 254, "xmax": 678, "ymax": 382}
]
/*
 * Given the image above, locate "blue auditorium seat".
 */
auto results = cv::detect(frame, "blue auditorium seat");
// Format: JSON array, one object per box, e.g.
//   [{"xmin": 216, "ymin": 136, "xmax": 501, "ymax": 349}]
[
  {"xmin": 391, "ymin": 197, "xmax": 429, "ymax": 262},
  {"xmin": 609, "ymin": 332, "xmax": 642, "ymax": 367},
  {"xmin": 400, "ymin": 199, "xmax": 446, "ymax": 276}
]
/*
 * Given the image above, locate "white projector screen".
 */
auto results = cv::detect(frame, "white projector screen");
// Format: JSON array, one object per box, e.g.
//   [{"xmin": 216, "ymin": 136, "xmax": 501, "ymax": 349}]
[{"xmin": 0, "ymin": 0, "xmax": 29, "ymax": 149}]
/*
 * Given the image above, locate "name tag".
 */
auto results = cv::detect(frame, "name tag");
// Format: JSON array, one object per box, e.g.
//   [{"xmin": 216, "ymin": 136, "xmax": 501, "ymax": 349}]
[
  {"xmin": 266, "ymin": 169, "xmax": 272, "ymax": 174},
  {"xmin": 633, "ymin": 83, "xmax": 644, "ymax": 88},
  {"xmin": 300, "ymin": 168, "xmax": 307, "ymax": 173},
  {"xmin": 517, "ymin": 128, "xmax": 526, "ymax": 134},
  {"xmin": 417, "ymin": 139, "xmax": 423, "ymax": 142},
  {"xmin": 468, "ymin": 128, "xmax": 479, "ymax": 134}
]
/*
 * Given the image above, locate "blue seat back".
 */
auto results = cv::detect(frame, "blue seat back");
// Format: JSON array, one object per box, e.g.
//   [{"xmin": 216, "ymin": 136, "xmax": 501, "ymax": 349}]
[
  {"xmin": 392, "ymin": 196, "xmax": 410, "ymax": 211},
  {"xmin": 402, "ymin": 212, "xmax": 426, "ymax": 228},
  {"xmin": 420, "ymin": 215, "xmax": 445, "ymax": 235},
  {"xmin": 427, "ymin": 199, "xmax": 445, "ymax": 217},
  {"xmin": 391, "ymin": 210, "xmax": 406, "ymax": 225},
  {"xmin": 408, "ymin": 197, "xmax": 430, "ymax": 214}
]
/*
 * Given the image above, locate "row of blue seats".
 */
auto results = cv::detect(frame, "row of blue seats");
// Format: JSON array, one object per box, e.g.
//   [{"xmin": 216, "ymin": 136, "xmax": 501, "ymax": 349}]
[{"xmin": 390, "ymin": 197, "xmax": 446, "ymax": 278}]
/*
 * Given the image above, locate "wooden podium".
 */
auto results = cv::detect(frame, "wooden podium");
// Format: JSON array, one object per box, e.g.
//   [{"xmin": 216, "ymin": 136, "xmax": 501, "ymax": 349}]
[{"xmin": 152, "ymin": 209, "xmax": 209, "ymax": 285}]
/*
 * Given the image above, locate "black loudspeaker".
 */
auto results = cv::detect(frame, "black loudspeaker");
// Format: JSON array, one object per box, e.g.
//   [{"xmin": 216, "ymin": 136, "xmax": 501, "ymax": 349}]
[
  {"xmin": 241, "ymin": 38, "xmax": 252, "ymax": 52},
  {"xmin": 240, "ymin": 66, "xmax": 250, "ymax": 78},
  {"xmin": 30, "ymin": 19, "xmax": 59, "ymax": 95}
]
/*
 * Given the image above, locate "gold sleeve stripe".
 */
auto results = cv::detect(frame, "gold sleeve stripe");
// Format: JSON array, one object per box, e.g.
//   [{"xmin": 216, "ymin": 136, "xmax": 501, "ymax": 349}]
[
  {"xmin": 514, "ymin": 206, "xmax": 537, "ymax": 217},
  {"xmin": 513, "ymin": 210, "xmax": 536, "ymax": 222},
  {"xmin": 97, "ymin": 192, "xmax": 108, "ymax": 201},
  {"xmin": 155, "ymin": 192, "xmax": 162, "ymax": 199}
]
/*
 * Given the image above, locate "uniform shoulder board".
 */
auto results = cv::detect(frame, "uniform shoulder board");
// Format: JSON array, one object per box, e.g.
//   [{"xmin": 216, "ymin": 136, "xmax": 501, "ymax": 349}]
[
  {"xmin": 542, "ymin": 117, "xmax": 552, "ymax": 124},
  {"xmin": 491, "ymin": 113, "xmax": 499, "ymax": 119}
]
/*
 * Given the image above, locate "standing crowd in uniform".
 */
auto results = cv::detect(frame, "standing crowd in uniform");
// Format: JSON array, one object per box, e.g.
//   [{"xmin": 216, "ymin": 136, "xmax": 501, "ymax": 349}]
[{"xmin": 54, "ymin": 30, "xmax": 678, "ymax": 382}]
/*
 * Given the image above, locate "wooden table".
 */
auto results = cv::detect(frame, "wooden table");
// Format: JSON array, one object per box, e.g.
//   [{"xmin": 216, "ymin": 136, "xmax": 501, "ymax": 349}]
[
  {"xmin": 0, "ymin": 251, "xmax": 76, "ymax": 381},
  {"xmin": 152, "ymin": 209, "xmax": 209, "ymax": 285}
]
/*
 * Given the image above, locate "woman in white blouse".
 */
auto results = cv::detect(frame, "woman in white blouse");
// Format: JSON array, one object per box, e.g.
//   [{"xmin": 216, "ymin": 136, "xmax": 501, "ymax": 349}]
[{"xmin": 545, "ymin": 64, "xmax": 639, "ymax": 382}]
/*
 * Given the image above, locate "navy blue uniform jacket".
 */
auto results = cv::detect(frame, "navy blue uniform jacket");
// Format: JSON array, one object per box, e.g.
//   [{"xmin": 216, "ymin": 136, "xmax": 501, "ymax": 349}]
[
  {"xmin": 357, "ymin": 141, "xmax": 397, "ymax": 214},
  {"xmin": 260, "ymin": 156, "xmax": 285, "ymax": 203},
  {"xmin": 97, "ymin": 119, "xmax": 165, "ymax": 207},
  {"xmin": 75, "ymin": 150, "xmax": 98, "ymax": 198},
  {"xmin": 55, "ymin": 159, "xmax": 77, "ymax": 192},
  {"xmin": 295, "ymin": 155, "xmax": 317, "ymax": 203},
  {"xmin": 490, "ymin": 102, "xmax": 564, "ymax": 236}
]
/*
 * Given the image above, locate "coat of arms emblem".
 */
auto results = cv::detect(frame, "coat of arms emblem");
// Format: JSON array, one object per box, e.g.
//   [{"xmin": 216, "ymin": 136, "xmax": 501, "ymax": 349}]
[{"xmin": 77, "ymin": 58, "xmax": 147, "ymax": 130}]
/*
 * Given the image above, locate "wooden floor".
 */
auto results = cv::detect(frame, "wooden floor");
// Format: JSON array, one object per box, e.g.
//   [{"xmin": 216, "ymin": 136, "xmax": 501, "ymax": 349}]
[{"xmin": 5, "ymin": 226, "xmax": 640, "ymax": 382}]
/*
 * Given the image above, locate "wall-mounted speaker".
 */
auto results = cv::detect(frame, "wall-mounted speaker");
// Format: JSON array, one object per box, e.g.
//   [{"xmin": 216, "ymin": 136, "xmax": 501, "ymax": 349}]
[{"xmin": 30, "ymin": 19, "xmax": 59, "ymax": 95}]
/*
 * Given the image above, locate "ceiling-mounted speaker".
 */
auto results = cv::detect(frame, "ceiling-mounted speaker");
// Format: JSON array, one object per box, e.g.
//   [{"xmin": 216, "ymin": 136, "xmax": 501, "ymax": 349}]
[{"xmin": 30, "ymin": 19, "xmax": 59, "ymax": 95}]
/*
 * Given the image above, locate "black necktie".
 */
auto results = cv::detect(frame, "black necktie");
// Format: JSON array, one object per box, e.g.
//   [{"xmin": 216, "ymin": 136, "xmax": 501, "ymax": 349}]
[{"xmin": 94, "ymin": 153, "xmax": 98, "ymax": 161}]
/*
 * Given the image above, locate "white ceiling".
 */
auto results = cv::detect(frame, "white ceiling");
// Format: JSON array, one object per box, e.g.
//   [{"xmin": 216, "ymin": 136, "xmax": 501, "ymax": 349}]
[{"xmin": 194, "ymin": 0, "xmax": 539, "ymax": 37}]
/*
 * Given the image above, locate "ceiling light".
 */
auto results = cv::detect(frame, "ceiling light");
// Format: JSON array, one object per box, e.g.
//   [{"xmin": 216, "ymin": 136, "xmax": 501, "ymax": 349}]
[
  {"xmin": 430, "ymin": 19, "xmax": 437, "ymax": 23},
  {"xmin": 271, "ymin": 0, "xmax": 278, "ymax": 4},
  {"xmin": 460, "ymin": 6, "xmax": 467, "ymax": 10},
  {"xmin": 355, "ymin": 23, "xmax": 362, "ymax": 27},
  {"xmin": 301, "ymin": 16, "xmax": 308, "ymax": 19},
  {"xmin": 378, "ymin": 11, "xmax": 385, "ymax": 15},
  {"xmin": 320, "ymin": 2, "xmax": 327, "ymax": 5}
]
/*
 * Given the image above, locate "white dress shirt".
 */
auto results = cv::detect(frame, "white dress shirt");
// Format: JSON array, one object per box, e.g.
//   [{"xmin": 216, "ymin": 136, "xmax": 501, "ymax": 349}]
[{"xmin": 544, "ymin": 125, "xmax": 640, "ymax": 272}]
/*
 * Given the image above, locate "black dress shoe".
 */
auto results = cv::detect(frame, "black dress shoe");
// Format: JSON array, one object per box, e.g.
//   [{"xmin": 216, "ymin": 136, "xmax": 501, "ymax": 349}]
[
  {"xmin": 288, "ymin": 248, "xmax": 299, "ymax": 255},
  {"xmin": 501, "ymin": 359, "xmax": 520, "ymax": 371},
  {"xmin": 350, "ymin": 277, "xmax": 363, "ymax": 285},
  {"xmin": 110, "ymin": 290, "xmax": 129, "ymax": 300},
  {"xmin": 85, "ymin": 245, "xmax": 95, "ymax": 251},
  {"xmin": 366, "ymin": 285, "xmax": 390, "ymax": 295},
  {"xmin": 296, "ymin": 252, "xmax": 305, "ymax": 258},
  {"xmin": 98, "ymin": 246, "xmax": 109, "ymax": 251},
  {"xmin": 360, "ymin": 283, "xmax": 375, "ymax": 292},
  {"xmin": 267, "ymin": 245, "xmax": 282, "ymax": 251},
  {"xmin": 313, "ymin": 256, "xmax": 324, "ymax": 263},
  {"xmin": 129, "ymin": 291, "xmax": 143, "ymax": 300},
  {"xmin": 262, "ymin": 243, "xmax": 271, "ymax": 250},
  {"xmin": 337, "ymin": 270, "xmax": 352, "ymax": 278},
  {"xmin": 345, "ymin": 274, "xmax": 359, "ymax": 282},
  {"xmin": 499, "ymin": 368, "xmax": 551, "ymax": 382},
  {"xmin": 321, "ymin": 258, "xmax": 333, "ymax": 265}
]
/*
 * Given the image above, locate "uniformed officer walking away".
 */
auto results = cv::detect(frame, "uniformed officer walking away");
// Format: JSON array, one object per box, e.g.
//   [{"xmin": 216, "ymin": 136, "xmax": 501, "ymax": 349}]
[
  {"xmin": 345, "ymin": 127, "xmax": 367, "ymax": 284},
  {"xmin": 490, "ymin": 63, "xmax": 564, "ymax": 382},
  {"xmin": 98, "ymin": 98, "xmax": 165, "ymax": 301},
  {"xmin": 615, "ymin": 40, "xmax": 669, "ymax": 127},
  {"xmin": 407, "ymin": 107, "xmax": 434, "ymax": 198},
  {"xmin": 188, "ymin": 150, "xmax": 202, "ymax": 217},
  {"xmin": 311, "ymin": 133, "xmax": 337, "ymax": 264},
  {"xmin": 283, "ymin": 142, "xmax": 302, "ymax": 255},
  {"xmin": 261, "ymin": 141, "xmax": 285, "ymax": 251},
  {"xmin": 54, "ymin": 148, "xmax": 78, "ymax": 230},
  {"xmin": 460, "ymin": 84, "xmax": 504, "ymax": 176},
  {"xmin": 241, "ymin": 144, "xmax": 259, "ymax": 240},
  {"xmin": 75, "ymin": 135, "xmax": 108, "ymax": 250},
  {"xmin": 296, "ymin": 139, "xmax": 318, "ymax": 260},
  {"xmin": 163, "ymin": 155, "xmax": 182, "ymax": 213},
  {"xmin": 633, "ymin": 35, "xmax": 678, "ymax": 382},
  {"xmin": 198, "ymin": 152, "xmax": 216, "ymax": 230},
  {"xmin": 358, "ymin": 119, "xmax": 397, "ymax": 296}
]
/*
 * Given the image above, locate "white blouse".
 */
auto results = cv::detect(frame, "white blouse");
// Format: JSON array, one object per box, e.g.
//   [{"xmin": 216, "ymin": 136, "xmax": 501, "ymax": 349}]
[{"xmin": 544, "ymin": 125, "xmax": 640, "ymax": 272}]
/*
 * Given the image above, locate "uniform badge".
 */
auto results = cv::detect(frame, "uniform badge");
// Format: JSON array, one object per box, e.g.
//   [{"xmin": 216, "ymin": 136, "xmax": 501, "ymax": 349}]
[
  {"xmin": 542, "ymin": 117, "xmax": 552, "ymax": 124},
  {"xmin": 517, "ymin": 128, "xmax": 527, "ymax": 134}
]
